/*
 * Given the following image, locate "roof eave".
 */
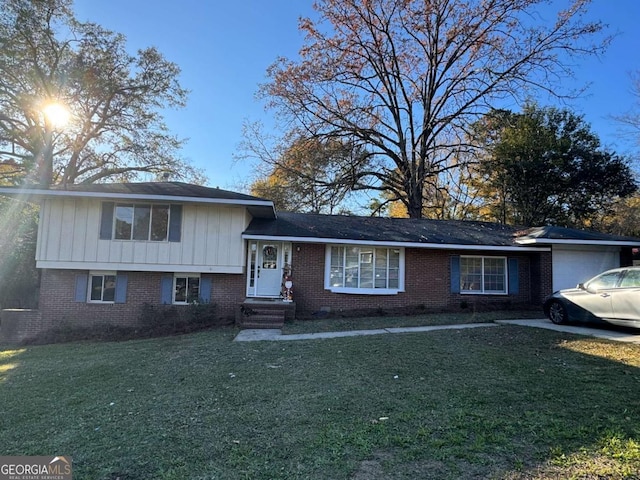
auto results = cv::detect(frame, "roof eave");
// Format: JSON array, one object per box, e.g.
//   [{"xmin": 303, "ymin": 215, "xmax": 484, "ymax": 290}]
[
  {"xmin": 242, "ymin": 234, "xmax": 550, "ymax": 251},
  {"xmin": 0, "ymin": 186, "xmax": 276, "ymax": 218},
  {"xmin": 516, "ymin": 238, "xmax": 640, "ymax": 247}
]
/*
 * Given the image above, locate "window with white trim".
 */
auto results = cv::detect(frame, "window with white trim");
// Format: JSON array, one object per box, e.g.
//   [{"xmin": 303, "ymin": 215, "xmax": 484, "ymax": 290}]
[
  {"xmin": 114, "ymin": 204, "xmax": 169, "ymax": 241},
  {"xmin": 174, "ymin": 274, "xmax": 200, "ymax": 304},
  {"xmin": 89, "ymin": 272, "xmax": 116, "ymax": 303},
  {"xmin": 327, "ymin": 246, "xmax": 403, "ymax": 294},
  {"xmin": 460, "ymin": 256, "xmax": 507, "ymax": 294}
]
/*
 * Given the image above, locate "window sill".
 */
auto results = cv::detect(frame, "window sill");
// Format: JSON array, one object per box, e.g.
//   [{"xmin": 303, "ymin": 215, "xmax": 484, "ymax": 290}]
[
  {"xmin": 327, "ymin": 287, "xmax": 403, "ymax": 295},
  {"xmin": 460, "ymin": 291, "xmax": 508, "ymax": 296},
  {"xmin": 109, "ymin": 239, "xmax": 170, "ymax": 243}
]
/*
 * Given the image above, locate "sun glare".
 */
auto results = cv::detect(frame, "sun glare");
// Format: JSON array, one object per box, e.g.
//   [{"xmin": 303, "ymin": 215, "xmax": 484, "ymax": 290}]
[{"xmin": 43, "ymin": 102, "xmax": 70, "ymax": 128}]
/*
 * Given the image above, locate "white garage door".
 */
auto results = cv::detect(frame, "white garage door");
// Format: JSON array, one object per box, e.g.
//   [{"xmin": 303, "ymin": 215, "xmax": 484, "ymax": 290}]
[{"xmin": 552, "ymin": 247, "xmax": 620, "ymax": 291}]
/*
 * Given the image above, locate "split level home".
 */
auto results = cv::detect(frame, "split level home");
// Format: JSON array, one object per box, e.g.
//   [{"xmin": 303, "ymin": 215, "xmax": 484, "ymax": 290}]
[{"xmin": 1, "ymin": 181, "xmax": 639, "ymax": 343}]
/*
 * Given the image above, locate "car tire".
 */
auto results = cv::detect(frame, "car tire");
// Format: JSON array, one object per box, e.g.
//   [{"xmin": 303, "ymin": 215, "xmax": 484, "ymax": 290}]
[{"xmin": 547, "ymin": 300, "xmax": 568, "ymax": 325}]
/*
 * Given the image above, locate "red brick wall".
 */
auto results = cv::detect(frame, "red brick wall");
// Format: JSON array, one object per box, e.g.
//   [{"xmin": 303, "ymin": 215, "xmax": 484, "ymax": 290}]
[
  {"xmin": 37, "ymin": 269, "xmax": 244, "ymax": 331},
  {"xmin": 289, "ymin": 243, "xmax": 539, "ymax": 317},
  {"xmin": 30, "ymin": 244, "xmax": 548, "ymax": 332},
  {"xmin": 0, "ymin": 309, "xmax": 43, "ymax": 344},
  {"xmin": 530, "ymin": 251, "xmax": 553, "ymax": 304}
]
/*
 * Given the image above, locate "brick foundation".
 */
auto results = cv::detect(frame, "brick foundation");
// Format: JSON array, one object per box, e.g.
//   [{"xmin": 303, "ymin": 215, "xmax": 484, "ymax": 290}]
[
  {"xmin": 34, "ymin": 269, "xmax": 245, "ymax": 335},
  {"xmin": 0, "ymin": 309, "xmax": 43, "ymax": 344}
]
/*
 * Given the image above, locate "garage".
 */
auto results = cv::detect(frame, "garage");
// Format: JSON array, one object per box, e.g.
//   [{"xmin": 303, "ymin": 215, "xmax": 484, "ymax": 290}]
[
  {"xmin": 551, "ymin": 246, "xmax": 620, "ymax": 291},
  {"xmin": 515, "ymin": 226, "xmax": 640, "ymax": 294}
]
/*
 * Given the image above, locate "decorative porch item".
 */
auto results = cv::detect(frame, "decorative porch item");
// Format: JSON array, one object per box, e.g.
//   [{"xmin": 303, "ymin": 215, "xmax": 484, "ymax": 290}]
[{"xmin": 282, "ymin": 275, "xmax": 293, "ymax": 303}]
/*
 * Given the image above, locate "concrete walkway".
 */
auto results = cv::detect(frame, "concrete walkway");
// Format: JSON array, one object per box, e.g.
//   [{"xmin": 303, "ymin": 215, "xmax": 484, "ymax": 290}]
[
  {"xmin": 234, "ymin": 318, "xmax": 640, "ymax": 344},
  {"xmin": 234, "ymin": 322, "xmax": 498, "ymax": 342}
]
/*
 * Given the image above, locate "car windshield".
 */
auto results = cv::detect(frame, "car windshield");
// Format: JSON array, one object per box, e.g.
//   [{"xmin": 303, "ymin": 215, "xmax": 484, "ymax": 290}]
[{"xmin": 585, "ymin": 271, "xmax": 621, "ymax": 291}]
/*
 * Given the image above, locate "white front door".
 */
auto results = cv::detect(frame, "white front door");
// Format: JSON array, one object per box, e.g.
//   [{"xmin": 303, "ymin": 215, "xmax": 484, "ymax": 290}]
[{"xmin": 256, "ymin": 242, "xmax": 282, "ymax": 297}]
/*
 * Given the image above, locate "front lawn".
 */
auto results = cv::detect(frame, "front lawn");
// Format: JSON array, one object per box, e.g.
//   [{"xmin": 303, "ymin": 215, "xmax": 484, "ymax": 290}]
[
  {"xmin": 1, "ymin": 323, "xmax": 639, "ymax": 479},
  {"xmin": 283, "ymin": 309, "xmax": 543, "ymax": 334}
]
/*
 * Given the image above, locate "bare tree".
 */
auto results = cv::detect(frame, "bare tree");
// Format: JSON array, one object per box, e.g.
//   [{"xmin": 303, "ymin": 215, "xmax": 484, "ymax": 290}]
[
  {"xmin": 240, "ymin": 122, "xmax": 366, "ymax": 213},
  {"xmin": 615, "ymin": 71, "xmax": 640, "ymax": 150},
  {"xmin": 261, "ymin": 0, "xmax": 610, "ymax": 218}
]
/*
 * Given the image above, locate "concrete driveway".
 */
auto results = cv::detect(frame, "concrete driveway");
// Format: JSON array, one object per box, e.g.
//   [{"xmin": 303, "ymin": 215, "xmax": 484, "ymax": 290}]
[{"xmin": 496, "ymin": 319, "xmax": 640, "ymax": 344}]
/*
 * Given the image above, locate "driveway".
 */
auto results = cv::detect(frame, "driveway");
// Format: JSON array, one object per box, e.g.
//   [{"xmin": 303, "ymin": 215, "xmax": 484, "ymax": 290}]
[{"xmin": 496, "ymin": 319, "xmax": 640, "ymax": 344}]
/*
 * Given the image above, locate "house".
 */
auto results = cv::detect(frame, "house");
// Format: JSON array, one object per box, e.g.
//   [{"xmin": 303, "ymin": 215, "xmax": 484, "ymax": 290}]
[{"xmin": 1, "ymin": 181, "xmax": 639, "ymax": 343}]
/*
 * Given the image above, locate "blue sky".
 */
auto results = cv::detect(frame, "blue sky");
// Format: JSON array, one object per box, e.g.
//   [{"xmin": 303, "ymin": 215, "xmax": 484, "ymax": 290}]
[{"xmin": 73, "ymin": 0, "xmax": 640, "ymax": 190}]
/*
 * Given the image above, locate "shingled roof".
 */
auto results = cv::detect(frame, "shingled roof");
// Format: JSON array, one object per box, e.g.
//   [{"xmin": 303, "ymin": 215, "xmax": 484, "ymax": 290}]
[
  {"xmin": 516, "ymin": 225, "xmax": 640, "ymax": 245},
  {"xmin": 244, "ymin": 212, "xmax": 526, "ymax": 248},
  {"xmin": 244, "ymin": 212, "xmax": 640, "ymax": 249},
  {"xmin": 0, "ymin": 182, "xmax": 276, "ymax": 218},
  {"xmin": 1, "ymin": 181, "xmax": 266, "ymax": 201}
]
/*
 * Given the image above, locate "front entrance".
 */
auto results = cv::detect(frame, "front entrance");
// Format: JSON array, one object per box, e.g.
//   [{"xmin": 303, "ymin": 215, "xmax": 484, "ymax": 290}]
[
  {"xmin": 256, "ymin": 243, "xmax": 282, "ymax": 297},
  {"xmin": 246, "ymin": 241, "xmax": 292, "ymax": 298}
]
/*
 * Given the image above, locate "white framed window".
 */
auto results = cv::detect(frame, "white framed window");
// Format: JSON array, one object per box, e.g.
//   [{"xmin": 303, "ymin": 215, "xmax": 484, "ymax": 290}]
[
  {"xmin": 89, "ymin": 271, "xmax": 117, "ymax": 303},
  {"xmin": 173, "ymin": 274, "xmax": 200, "ymax": 304},
  {"xmin": 460, "ymin": 256, "xmax": 507, "ymax": 294},
  {"xmin": 325, "ymin": 245, "xmax": 404, "ymax": 294},
  {"xmin": 114, "ymin": 203, "xmax": 169, "ymax": 241}
]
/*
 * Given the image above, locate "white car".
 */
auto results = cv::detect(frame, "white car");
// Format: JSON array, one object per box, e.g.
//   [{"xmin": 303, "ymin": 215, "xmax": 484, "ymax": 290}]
[{"xmin": 543, "ymin": 267, "xmax": 640, "ymax": 328}]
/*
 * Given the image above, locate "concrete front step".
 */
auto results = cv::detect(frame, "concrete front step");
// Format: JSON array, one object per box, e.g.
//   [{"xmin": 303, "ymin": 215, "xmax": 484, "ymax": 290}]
[
  {"xmin": 241, "ymin": 321, "xmax": 285, "ymax": 329},
  {"xmin": 236, "ymin": 300, "xmax": 296, "ymax": 328},
  {"xmin": 238, "ymin": 309, "xmax": 286, "ymax": 329}
]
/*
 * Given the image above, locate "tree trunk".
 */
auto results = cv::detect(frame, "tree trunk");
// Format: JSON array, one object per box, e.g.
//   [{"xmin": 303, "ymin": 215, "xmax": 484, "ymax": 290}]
[{"xmin": 406, "ymin": 181, "xmax": 424, "ymax": 219}]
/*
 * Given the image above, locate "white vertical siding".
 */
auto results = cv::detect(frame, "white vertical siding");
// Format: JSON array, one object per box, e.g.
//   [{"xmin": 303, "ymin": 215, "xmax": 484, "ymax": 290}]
[
  {"xmin": 37, "ymin": 198, "xmax": 250, "ymax": 273},
  {"xmin": 192, "ymin": 205, "xmax": 208, "ymax": 264},
  {"xmin": 205, "ymin": 209, "xmax": 221, "ymax": 265},
  {"xmin": 70, "ymin": 200, "xmax": 87, "ymax": 262}
]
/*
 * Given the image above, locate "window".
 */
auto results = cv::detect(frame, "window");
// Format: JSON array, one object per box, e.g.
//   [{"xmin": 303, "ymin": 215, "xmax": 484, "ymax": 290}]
[
  {"xmin": 460, "ymin": 256, "xmax": 507, "ymax": 294},
  {"xmin": 586, "ymin": 271, "xmax": 621, "ymax": 290},
  {"xmin": 114, "ymin": 204, "xmax": 169, "ymax": 241},
  {"xmin": 89, "ymin": 272, "xmax": 116, "ymax": 302},
  {"xmin": 620, "ymin": 269, "xmax": 640, "ymax": 288},
  {"xmin": 174, "ymin": 274, "xmax": 200, "ymax": 304},
  {"xmin": 327, "ymin": 246, "xmax": 403, "ymax": 294},
  {"xmin": 262, "ymin": 244, "xmax": 278, "ymax": 269}
]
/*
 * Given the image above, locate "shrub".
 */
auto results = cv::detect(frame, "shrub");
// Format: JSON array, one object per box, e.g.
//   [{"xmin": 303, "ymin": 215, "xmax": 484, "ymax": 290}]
[{"xmin": 25, "ymin": 302, "xmax": 227, "ymax": 345}]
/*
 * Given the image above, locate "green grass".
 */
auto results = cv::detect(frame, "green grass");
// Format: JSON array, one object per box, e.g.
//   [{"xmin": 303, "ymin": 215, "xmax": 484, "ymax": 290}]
[
  {"xmin": 2, "ymin": 321, "xmax": 640, "ymax": 479},
  {"xmin": 283, "ymin": 309, "xmax": 543, "ymax": 334}
]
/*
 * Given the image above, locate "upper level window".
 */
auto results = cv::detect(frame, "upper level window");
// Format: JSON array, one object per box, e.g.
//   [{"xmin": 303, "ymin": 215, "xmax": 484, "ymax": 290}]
[
  {"xmin": 460, "ymin": 256, "xmax": 507, "ymax": 294},
  {"xmin": 114, "ymin": 204, "xmax": 169, "ymax": 241},
  {"xmin": 326, "ymin": 245, "xmax": 404, "ymax": 294}
]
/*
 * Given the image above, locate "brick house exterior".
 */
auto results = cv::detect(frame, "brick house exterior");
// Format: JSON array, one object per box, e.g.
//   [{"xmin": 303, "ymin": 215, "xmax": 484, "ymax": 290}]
[
  {"xmin": 36, "ymin": 270, "xmax": 247, "ymax": 330},
  {"xmin": 287, "ymin": 245, "xmax": 543, "ymax": 316},
  {"xmin": 0, "ymin": 182, "xmax": 637, "ymax": 343}
]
